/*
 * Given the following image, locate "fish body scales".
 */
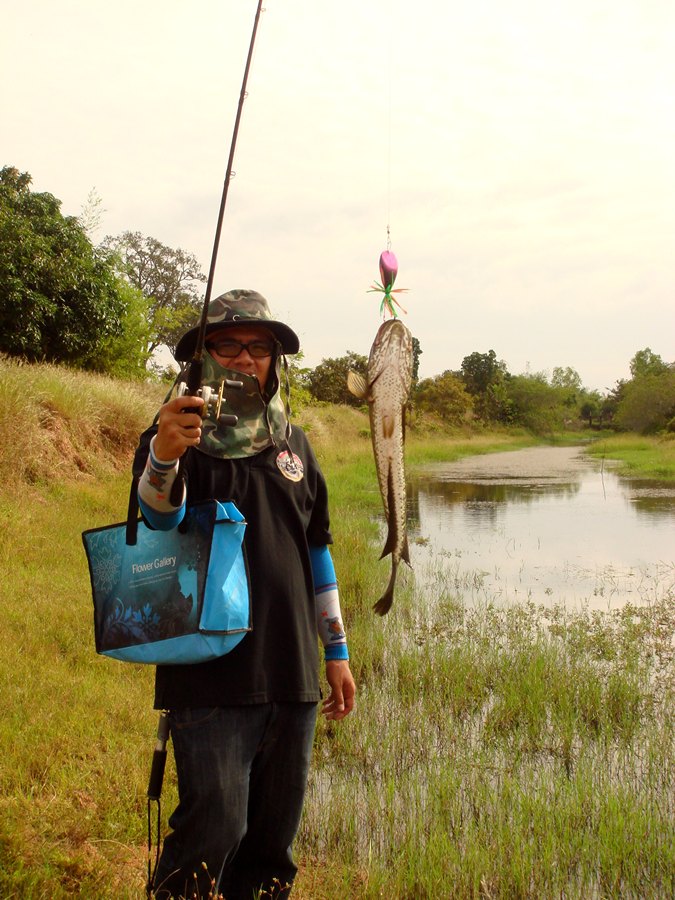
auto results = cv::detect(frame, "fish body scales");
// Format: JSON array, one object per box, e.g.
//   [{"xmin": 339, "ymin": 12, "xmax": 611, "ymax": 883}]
[{"xmin": 365, "ymin": 320, "xmax": 413, "ymax": 614}]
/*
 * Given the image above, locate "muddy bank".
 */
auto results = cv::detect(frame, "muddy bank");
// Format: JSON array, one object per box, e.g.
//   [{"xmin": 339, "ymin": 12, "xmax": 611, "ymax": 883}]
[{"xmin": 417, "ymin": 445, "xmax": 602, "ymax": 485}]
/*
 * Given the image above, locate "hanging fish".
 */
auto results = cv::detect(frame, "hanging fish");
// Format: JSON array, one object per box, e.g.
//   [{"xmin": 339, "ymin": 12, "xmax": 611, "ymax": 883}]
[
  {"xmin": 368, "ymin": 250, "xmax": 409, "ymax": 319},
  {"xmin": 348, "ymin": 317, "xmax": 413, "ymax": 615}
]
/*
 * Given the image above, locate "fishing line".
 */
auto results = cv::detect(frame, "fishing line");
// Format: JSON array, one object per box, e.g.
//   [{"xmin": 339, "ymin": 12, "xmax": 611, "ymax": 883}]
[
  {"xmin": 385, "ymin": 0, "xmax": 393, "ymax": 251},
  {"xmin": 367, "ymin": 1, "xmax": 408, "ymax": 319}
]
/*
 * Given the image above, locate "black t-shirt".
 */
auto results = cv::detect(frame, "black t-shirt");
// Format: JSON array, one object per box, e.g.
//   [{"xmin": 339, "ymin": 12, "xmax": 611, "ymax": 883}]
[{"xmin": 133, "ymin": 427, "xmax": 332, "ymax": 708}]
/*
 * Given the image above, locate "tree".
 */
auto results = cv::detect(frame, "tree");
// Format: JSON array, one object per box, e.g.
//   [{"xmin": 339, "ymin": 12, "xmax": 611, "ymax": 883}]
[
  {"xmin": 460, "ymin": 350, "xmax": 506, "ymax": 396},
  {"xmin": 551, "ymin": 366, "xmax": 582, "ymax": 391},
  {"xmin": 411, "ymin": 336, "xmax": 422, "ymax": 385},
  {"xmin": 284, "ymin": 352, "xmax": 313, "ymax": 410},
  {"xmin": 308, "ymin": 352, "xmax": 368, "ymax": 406},
  {"xmin": 580, "ymin": 396, "xmax": 601, "ymax": 427},
  {"xmin": 78, "ymin": 188, "xmax": 105, "ymax": 239},
  {"xmin": 601, "ymin": 380, "xmax": 626, "ymax": 426},
  {"xmin": 629, "ymin": 348, "xmax": 667, "ymax": 379},
  {"xmin": 100, "ymin": 231, "xmax": 206, "ymax": 354},
  {"xmin": 460, "ymin": 350, "xmax": 510, "ymax": 422},
  {"xmin": 506, "ymin": 372, "xmax": 558, "ymax": 432},
  {"xmin": 614, "ymin": 368, "xmax": 675, "ymax": 433},
  {"xmin": 551, "ymin": 365, "xmax": 583, "ymax": 408},
  {"xmin": 94, "ymin": 279, "xmax": 152, "ymax": 379},
  {"xmin": 415, "ymin": 370, "xmax": 473, "ymax": 425},
  {"xmin": 0, "ymin": 166, "xmax": 147, "ymax": 373},
  {"xmin": 609, "ymin": 349, "xmax": 675, "ymax": 433}
]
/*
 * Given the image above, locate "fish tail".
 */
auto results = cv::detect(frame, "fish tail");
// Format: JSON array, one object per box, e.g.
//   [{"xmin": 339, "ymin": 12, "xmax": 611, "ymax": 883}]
[
  {"xmin": 373, "ymin": 588, "xmax": 393, "ymax": 617},
  {"xmin": 380, "ymin": 529, "xmax": 411, "ymax": 567}
]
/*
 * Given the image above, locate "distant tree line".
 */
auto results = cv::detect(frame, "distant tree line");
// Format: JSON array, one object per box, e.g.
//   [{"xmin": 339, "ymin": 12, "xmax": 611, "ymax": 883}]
[
  {"xmin": 304, "ymin": 346, "xmax": 673, "ymax": 437},
  {"xmin": 1, "ymin": 166, "xmax": 673, "ymax": 435}
]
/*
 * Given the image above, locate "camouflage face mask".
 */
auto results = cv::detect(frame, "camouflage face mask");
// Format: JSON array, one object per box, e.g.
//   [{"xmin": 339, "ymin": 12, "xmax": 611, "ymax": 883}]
[{"xmin": 195, "ymin": 350, "xmax": 291, "ymax": 459}]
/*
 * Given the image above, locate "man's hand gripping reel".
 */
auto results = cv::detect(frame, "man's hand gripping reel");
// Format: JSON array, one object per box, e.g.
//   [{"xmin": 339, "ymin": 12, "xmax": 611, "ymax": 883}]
[
  {"xmin": 176, "ymin": 375, "xmax": 244, "ymax": 428},
  {"xmin": 168, "ymin": 355, "xmax": 243, "ymax": 506}
]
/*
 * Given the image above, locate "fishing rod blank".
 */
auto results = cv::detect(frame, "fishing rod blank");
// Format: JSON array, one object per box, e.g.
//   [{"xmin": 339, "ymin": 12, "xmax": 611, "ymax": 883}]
[
  {"xmin": 146, "ymin": 710, "xmax": 170, "ymax": 895},
  {"xmin": 169, "ymin": 0, "xmax": 265, "ymax": 506}
]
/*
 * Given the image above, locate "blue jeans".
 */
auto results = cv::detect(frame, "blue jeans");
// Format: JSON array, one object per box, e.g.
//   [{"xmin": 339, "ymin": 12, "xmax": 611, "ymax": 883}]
[{"xmin": 152, "ymin": 703, "xmax": 318, "ymax": 900}]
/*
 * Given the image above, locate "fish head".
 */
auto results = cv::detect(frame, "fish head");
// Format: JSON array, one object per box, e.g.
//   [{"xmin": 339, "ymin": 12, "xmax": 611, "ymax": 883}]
[{"xmin": 368, "ymin": 319, "xmax": 414, "ymax": 392}]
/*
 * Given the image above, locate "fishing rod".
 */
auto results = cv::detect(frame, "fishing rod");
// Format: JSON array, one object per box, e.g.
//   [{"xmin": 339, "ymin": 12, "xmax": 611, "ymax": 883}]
[
  {"xmin": 147, "ymin": 6, "xmax": 265, "ymax": 891},
  {"xmin": 146, "ymin": 710, "xmax": 170, "ymax": 896},
  {"xmin": 169, "ymin": 0, "xmax": 265, "ymax": 506}
]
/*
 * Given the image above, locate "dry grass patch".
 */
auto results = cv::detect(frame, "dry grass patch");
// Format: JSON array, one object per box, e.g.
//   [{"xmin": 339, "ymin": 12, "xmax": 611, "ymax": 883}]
[{"xmin": 0, "ymin": 355, "xmax": 165, "ymax": 486}]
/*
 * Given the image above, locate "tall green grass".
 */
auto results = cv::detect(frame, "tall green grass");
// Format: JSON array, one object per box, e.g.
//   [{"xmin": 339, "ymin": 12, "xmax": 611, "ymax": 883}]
[
  {"xmin": 0, "ymin": 361, "xmax": 673, "ymax": 898},
  {"xmin": 303, "ymin": 585, "xmax": 673, "ymax": 897},
  {"xmin": 585, "ymin": 433, "xmax": 675, "ymax": 481},
  {"xmin": 0, "ymin": 472, "xmax": 158, "ymax": 897}
]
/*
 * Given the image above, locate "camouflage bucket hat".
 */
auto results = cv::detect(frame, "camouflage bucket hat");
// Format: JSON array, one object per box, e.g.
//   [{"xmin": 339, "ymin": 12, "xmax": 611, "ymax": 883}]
[{"xmin": 174, "ymin": 289, "xmax": 300, "ymax": 361}]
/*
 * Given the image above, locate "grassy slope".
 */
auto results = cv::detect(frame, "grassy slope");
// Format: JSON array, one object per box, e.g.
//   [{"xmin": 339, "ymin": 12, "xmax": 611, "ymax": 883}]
[
  {"xmin": 0, "ymin": 359, "xmax": 166, "ymax": 897},
  {"xmin": 0, "ymin": 359, "xmax": 672, "ymax": 898}
]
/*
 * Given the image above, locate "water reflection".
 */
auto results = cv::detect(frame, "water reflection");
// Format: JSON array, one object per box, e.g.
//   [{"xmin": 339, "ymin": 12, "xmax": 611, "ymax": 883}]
[
  {"xmin": 622, "ymin": 481, "xmax": 675, "ymax": 518},
  {"xmin": 407, "ymin": 446, "xmax": 675, "ymax": 610}
]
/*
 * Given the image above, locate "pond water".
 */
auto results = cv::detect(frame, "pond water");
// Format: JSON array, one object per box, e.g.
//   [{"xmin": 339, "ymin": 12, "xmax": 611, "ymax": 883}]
[{"xmin": 408, "ymin": 446, "xmax": 675, "ymax": 610}]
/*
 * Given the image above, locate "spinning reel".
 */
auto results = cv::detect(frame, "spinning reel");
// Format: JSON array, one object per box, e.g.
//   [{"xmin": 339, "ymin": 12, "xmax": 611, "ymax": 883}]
[{"xmin": 176, "ymin": 376, "xmax": 243, "ymax": 428}]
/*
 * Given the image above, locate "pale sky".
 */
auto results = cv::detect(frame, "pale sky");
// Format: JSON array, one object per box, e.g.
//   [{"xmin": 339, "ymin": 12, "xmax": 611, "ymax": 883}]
[{"xmin": 3, "ymin": 0, "xmax": 674, "ymax": 391}]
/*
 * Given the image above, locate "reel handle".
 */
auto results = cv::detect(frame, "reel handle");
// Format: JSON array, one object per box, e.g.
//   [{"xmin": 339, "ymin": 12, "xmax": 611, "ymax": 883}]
[
  {"xmin": 169, "ymin": 377, "xmax": 243, "ymax": 505},
  {"xmin": 176, "ymin": 378, "xmax": 243, "ymax": 425}
]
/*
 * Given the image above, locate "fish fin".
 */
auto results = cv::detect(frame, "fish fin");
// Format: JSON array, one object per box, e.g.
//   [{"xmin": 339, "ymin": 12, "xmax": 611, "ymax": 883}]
[
  {"xmin": 381, "ymin": 527, "xmax": 411, "ymax": 565},
  {"xmin": 379, "ymin": 467, "xmax": 397, "ymax": 559},
  {"xmin": 373, "ymin": 562, "xmax": 397, "ymax": 616},
  {"xmin": 402, "ymin": 534, "xmax": 411, "ymax": 567},
  {"xmin": 379, "ymin": 529, "xmax": 396, "ymax": 560},
  {"xmin": 347, "ymin": 371, "xmax": 367, "ymax": 400}
]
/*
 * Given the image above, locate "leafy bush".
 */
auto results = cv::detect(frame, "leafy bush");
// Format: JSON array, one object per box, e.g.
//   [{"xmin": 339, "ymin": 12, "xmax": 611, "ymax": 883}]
[
  {"xmin": 614, "ymin": 369, "xmax": 675, "ymax": 434},
  {"xmin": 415, "ymin": 370, "xmax": 473, "ymax": 425},
  {"xmin": 0, "ymin": 167, "xmax": 149, "ymax": 376}
]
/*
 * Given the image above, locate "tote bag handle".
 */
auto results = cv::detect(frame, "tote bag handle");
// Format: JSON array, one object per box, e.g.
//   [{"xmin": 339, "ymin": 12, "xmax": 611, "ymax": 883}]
[{"xmin": 126, "ymin": 476, "xmax": 140, "ymax": 546}]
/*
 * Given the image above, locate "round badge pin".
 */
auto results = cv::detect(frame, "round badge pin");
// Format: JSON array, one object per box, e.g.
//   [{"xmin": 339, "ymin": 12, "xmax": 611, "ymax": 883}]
[{"xmin": 276, "ymin": 450, "xmax": 304, "ymax": 482}]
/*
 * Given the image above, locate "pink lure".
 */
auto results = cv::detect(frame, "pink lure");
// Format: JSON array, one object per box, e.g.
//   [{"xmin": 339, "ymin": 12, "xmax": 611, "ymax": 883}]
[
  {"xmin": 368, "ymin": 249, "xmax": 408, "ymax": 318},
  {"xmin": 379, "ymin": 251, "xmax": 398, "ymax": 290}
]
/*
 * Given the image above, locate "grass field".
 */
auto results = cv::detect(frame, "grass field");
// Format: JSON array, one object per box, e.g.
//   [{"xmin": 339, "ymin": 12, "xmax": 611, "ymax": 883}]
[
  {"xmin": 583, "ymin": 432, "xmax": 675, "ymax": 481},
  {"xmin": 0, "ymin": 359, "xmax": 672, "ymax": 898}
]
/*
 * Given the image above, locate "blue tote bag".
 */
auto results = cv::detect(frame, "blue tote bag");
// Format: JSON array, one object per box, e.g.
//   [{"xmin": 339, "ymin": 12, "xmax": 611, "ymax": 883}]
[{"xmin": 82, "ymin": 483, "xmax": 252, "ymax": 665}]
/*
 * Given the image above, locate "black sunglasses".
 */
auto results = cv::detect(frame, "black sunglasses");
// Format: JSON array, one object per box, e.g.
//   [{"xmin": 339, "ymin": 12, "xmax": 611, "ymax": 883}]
[{"xmin": 206, "ymin": 338, "xmax": 276, "ymax": 359}]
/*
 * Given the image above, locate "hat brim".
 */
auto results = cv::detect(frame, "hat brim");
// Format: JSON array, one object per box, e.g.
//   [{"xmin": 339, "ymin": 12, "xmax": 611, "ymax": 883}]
[{"xmin": 174, "ymin": 320, "xmax": 300, "ymax": 361}]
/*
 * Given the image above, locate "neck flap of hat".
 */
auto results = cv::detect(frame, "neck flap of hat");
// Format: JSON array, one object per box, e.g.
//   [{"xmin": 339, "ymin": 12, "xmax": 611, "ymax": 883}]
[{"xmin": 194, "ymin": 351, "xmax": 290, "ymax": 460}]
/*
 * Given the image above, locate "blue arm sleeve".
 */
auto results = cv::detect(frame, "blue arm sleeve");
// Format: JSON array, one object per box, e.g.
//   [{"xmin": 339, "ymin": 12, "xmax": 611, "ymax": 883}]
[
  {"xmin": 138, "ymin": 496, "xmax": 185, "ymax": 531},
  {"xmin": 310, "ymin": 545, "xmax": 349, "ymax": 662}
]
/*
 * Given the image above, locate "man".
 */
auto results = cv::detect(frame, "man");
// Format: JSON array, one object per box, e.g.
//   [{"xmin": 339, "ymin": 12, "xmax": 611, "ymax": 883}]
[{"xmin": 133, "ymin": 289, "xmax": 356, "ymax": 899}]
